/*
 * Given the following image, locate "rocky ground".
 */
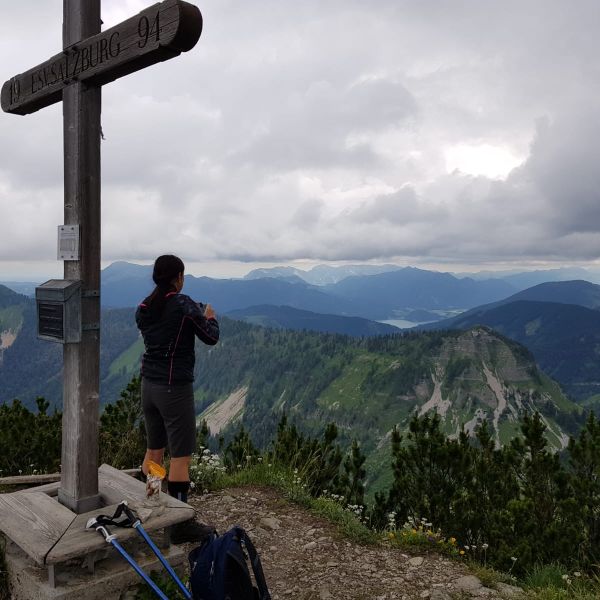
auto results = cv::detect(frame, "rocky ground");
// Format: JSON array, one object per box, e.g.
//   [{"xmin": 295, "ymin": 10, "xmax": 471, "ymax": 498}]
[{"xmin": 186, "ymin": 486, "xmax": 523, "ymax": 600}]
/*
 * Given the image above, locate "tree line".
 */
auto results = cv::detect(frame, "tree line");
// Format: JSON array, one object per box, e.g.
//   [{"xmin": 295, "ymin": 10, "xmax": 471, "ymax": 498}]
[{"xmin": 1, "ymin": 375, "xmax": 599, "ymax": 577}]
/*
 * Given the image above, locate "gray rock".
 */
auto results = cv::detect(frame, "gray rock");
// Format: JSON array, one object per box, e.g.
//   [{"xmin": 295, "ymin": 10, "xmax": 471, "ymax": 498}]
[
  {"xmin": 430, "ymin": 590, "xmax": 452, "ymax": 600},
  {"xmin": 453, "ymin": 575, "xmax": 483, "ymax": 592},
  {"xmin": 496, "ymin": 582, "xmax": 524, "ymax": 598},
  {"xmin": 259, "ymin": 516, "xmax": 281, "ymax": 530},
  {"xmin": 408, "ymin": 556, "xmax": 425, "ymax": 567},
  {"xmin": 302, "ymin": 541, "xmax": 317, "ymax": 551}
]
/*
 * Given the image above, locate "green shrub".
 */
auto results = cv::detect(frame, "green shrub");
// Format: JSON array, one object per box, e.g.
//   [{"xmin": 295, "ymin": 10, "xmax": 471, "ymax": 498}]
[
  {"xmin": 0, "ymin": 397, "xmax": 61, "ymax": 475},
  {"xmin": 99, "ymin": 376, "xmax": 146, "ymax": 469}
]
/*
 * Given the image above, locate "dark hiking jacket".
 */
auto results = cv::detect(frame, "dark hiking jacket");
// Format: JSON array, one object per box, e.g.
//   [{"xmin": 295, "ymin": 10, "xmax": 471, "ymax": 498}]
[{"xmin": 136, "ymin": 292, "xmax": 219, "ymax": 385}]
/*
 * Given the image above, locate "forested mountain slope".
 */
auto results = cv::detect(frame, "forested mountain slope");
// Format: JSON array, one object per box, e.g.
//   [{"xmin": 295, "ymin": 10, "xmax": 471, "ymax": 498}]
[
  {"xmin": 226, "ymin": 304, "xmax": 401, "ymax": 336},
  {"xmin": 0, "ymin": 288, "xmax": 139, "ymax": 409},
  {"xmin": 0, "ymin": 286, "xmax": 581, "ymax": 494}
]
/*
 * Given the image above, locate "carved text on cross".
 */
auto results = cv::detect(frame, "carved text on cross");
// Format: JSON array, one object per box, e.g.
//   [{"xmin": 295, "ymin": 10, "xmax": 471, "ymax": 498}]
[{"xmin": 2, "ymin": 0, "xmax": 202, "ymax": 116}]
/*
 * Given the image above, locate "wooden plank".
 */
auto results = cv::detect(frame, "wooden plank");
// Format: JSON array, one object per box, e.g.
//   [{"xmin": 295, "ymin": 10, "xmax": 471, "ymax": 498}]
[
  {"xmin": 0, "ymin": 492, "xmax": 74, "ymax": 565},
  {"xmin": 98, "ymin": 463, "xmax": 148, "ymax": 504},
  {"xmin": 98, "ymin": 464, "xmax": 194, "ymax": 511},
  {"xmin": 22, "ymin": 482, "xmax": 60, "ymax": 496},
  {"xmin": 0, "ymin": 468, "xmax": 139, "ymax": 487},
  {"xmin": 1, "ymin": 0, "xmax": 202, "ymax": 115},
  {"xmin": 0, "ymin": 473, "xmax": 61, "ymax": 486}
]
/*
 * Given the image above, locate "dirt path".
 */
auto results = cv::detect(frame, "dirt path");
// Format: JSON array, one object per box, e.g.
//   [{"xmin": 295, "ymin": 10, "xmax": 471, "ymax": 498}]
[{"xmin": 187, "ymin": 487, "xmax": 521, "ymax": 600}]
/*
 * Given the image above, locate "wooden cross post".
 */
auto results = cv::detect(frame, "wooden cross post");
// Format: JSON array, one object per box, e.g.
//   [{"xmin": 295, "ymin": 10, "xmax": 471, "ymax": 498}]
[{"xmin": 2, "ymin": 0, "xmax": 203, "ymax": 513}]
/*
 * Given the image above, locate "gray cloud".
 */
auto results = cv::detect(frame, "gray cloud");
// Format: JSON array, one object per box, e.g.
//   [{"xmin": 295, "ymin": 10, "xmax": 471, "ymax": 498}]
[{"xmin": 2, "ymin": 0, "xmax": 600, "ymax": 273}]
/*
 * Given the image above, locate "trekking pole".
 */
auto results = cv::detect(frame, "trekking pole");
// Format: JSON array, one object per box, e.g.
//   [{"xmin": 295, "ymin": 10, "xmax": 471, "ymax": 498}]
[
  {"xmin": 86, "ymin": 517, "xmax": 169, "ymax": 600},
  {"xmin": 118, "ymin": 502, "xmax": 192, "ymax": 600}
]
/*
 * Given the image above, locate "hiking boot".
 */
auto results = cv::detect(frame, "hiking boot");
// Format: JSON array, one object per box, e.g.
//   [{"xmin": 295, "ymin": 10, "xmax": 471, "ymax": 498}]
[{"xmin": 169, "ymin": 518, "xmax": 215, "ymax": 545}]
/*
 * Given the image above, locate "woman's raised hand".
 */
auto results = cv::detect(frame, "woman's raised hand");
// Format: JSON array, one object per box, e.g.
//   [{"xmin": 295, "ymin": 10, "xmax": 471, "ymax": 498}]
[{"xmin": 203, "ymin": 303, "xmax": 216, "ymax": 319}]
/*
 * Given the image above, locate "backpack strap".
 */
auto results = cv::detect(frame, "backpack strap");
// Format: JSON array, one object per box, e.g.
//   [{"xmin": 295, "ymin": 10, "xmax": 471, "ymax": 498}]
[{"xmin": 235, "ymin": 527, "xmax": 271, "ymax": 600}]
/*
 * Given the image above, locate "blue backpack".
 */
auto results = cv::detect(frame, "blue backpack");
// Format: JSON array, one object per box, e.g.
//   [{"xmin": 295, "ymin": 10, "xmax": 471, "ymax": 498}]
[{"xmin": 188, "ymin": 526, "xmax": 271, "ymax": 600}]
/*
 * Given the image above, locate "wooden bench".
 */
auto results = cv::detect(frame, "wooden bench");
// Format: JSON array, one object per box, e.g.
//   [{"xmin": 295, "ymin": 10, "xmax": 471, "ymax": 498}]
[{"xmin": 0, "ymin": 464, "xmax": 194, "ymax": 587}]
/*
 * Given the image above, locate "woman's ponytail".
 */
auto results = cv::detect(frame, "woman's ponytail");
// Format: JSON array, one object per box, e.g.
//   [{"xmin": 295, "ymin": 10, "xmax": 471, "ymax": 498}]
[{"xmin": 144, "ymin": 255, "xmax": 185, "ymax": 317}]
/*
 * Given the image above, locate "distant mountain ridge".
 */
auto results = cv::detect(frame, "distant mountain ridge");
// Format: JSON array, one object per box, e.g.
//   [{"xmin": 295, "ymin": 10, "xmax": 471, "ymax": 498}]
[
  {"xmin": 100, "ymin": 262, "xmax": 519, "ymax": 320},
  {"xmin": 226, "ymin": 304, "xmax": 401, "ymax": 336},
  {"xmin": 244, "ymin": 264, "xmax": 402, "ymax": 285},
  {"xmin": 418, "ymin": 280, "xmax": 600, "ymax": 400},
  {"xmin": 422, "ymin": 280, "xmax": 600, "ymax": 327},
  {"xmin": 246, "ymin": 264, "xmax": 600, "ymax": 289},
  {"xmin": 323, "ymin": 267, "xmax": 517, "ymax": 318},
  {"xmin": 506, "ymin": 279, "xmax": 600, "ymax": 308}
]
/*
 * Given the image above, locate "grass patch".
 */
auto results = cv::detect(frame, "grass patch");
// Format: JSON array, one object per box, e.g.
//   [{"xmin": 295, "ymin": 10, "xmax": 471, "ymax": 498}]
[
  {"xmin": 467, "ymin": 562, "xmax": 514, "ymax": 588},
  {"xmin": 308, "ymin": 496, "xmax": 377, "ymax": 546},
  {"xmin": 498, "ymin": 418, "xmax": 521, "ymax": 445},
  {"xmin": 108, "ymin": 337, "xmax": 144, "ymax": 378},
  {"xmin": 523, "ymin": 587, "xmax": 600, "ymax": 600},
  {"xmin": 520, "ymin": 564, "xmax": 600, "ymax": 600},
  {"xmin": 134, "ymin": 569, "xmax": 189, "ymax": 599},
  {"xmin": 317, "ymin": 355, "xmax": 376, "ymax": 411}
]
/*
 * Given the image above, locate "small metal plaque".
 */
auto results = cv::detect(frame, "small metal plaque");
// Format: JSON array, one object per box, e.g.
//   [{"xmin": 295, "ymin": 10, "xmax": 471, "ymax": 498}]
[{"xmin": 58, "ymin": 225, "xmax": 80, "ymax": 260}]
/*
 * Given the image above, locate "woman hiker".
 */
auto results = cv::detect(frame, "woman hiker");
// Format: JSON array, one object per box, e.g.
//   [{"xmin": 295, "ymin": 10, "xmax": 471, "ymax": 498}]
[{"xmin": 136, "ymin": 254, "xmax": 220, "ymax": 543}]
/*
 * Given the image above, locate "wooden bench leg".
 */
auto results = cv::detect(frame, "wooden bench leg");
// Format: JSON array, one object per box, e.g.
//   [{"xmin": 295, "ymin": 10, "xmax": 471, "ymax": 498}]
[{"xmin": 47, "ymin": 564, "xmax": 56, "ymax": 588}]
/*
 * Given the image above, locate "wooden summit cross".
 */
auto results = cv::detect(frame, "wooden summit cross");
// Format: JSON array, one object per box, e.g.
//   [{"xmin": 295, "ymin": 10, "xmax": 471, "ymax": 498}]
[{"xmin": 2, "ymin": 0, "xmax": 203, "ymax": 514}]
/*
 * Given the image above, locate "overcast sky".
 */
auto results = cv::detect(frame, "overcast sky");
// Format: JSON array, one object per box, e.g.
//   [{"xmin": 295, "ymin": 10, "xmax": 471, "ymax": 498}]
[{"xmin": 1, "ymin": 0, "xmax": 600, "ymax": 280}]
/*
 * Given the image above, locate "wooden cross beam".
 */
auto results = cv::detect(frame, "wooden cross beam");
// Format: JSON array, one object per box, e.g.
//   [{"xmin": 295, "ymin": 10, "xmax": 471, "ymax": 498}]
[
  {"xmin": 2, "ymin": 0, "xmax": 202, "ymax": 116},
  {"xmin": 2, "ymin": 0, "xmax": 202, "ymax": 514}
]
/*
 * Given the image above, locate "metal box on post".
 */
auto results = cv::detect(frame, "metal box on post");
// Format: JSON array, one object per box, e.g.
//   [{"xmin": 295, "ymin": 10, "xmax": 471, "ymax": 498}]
[{"xmin": 35, "ymin": 280, "xmax": 81, "ymax": 343}]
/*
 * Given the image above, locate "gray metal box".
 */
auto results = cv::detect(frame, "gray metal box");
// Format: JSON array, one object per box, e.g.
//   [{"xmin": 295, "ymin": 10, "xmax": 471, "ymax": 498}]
[{"xmin": 35, "ymin": 280, "xmax": 81, "ymax": 343}]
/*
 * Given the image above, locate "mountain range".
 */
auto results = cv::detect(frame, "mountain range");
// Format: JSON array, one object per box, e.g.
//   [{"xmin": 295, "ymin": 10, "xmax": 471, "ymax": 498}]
[
  {"xmin": 99, "ymin": 262, "xmax": 519, "ymax": 320},
  {"xmin": 5, "ymin": 266, "xmax": 600, "ymax": 407},
  {"xmin": 245, "ymin": 264, "xmax": 600, "ymax": 290},
  {"xmin": 0, "ymin": 277, "xmax": 589, "ymax": 493}
]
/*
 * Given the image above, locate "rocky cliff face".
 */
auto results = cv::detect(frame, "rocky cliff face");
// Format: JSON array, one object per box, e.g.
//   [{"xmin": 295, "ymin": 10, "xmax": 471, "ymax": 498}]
[
  {"xmin": 416, "ymin": 327, "xmax": 570, "ymax": 449},
  {"xmin": 200, "ymin": 326, "xmax": 576, "ymax": 462}
]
